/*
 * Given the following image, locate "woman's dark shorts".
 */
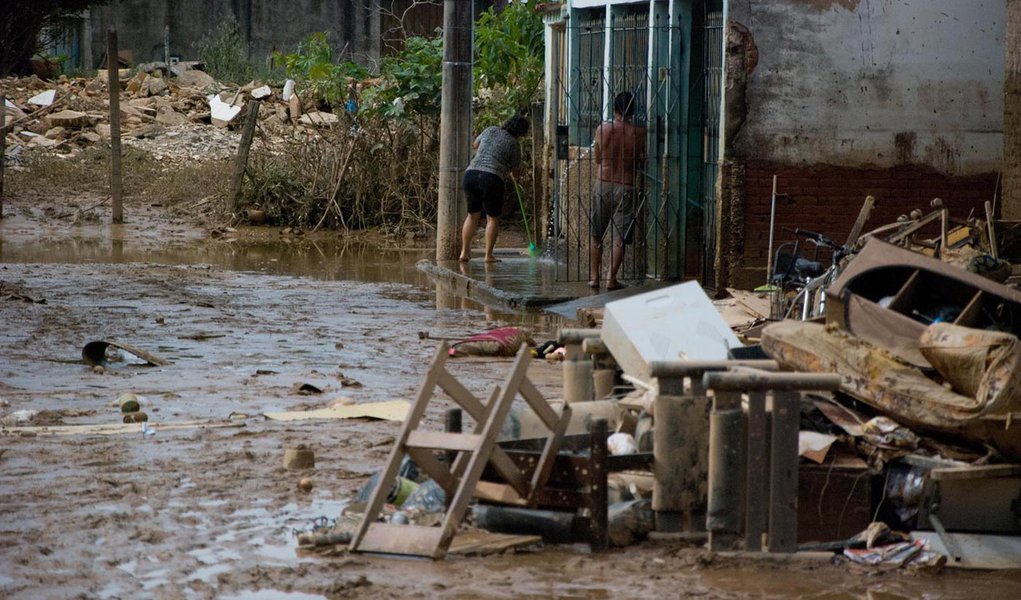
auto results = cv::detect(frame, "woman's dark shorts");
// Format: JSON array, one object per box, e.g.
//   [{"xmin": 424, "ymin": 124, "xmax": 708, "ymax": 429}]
[{"xmin": 463, "ymin": 169, "xmax": 505, "ymax": 218}]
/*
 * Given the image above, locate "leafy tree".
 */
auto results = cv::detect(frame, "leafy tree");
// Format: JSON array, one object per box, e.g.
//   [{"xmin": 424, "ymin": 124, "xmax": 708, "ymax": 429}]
[
  {"xmin": 474, "ymin": 1, "xmax": 544, "ymax": 116},
  {"xmin": 1, "ymin": 0, "xmax": 109, "ymax": 77}
]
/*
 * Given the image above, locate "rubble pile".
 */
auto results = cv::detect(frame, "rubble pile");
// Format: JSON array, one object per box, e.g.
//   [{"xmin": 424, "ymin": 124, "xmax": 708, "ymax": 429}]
[{"xmin": 2, "ymin": 65, "xmax": 345, "ymax": 164}]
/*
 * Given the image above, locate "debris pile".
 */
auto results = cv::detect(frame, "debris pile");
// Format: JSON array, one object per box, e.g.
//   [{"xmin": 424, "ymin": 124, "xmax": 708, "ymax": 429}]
[{"xmin": 1, "ymin": 66, "xmax": 352, "ymax": 164}]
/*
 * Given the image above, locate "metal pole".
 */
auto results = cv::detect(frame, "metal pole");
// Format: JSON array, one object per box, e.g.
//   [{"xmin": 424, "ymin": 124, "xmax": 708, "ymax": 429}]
[
  {"xmin": 164, "ymin": 25, "xmax": 170, "ymax": 67},
  {"xmin": 230, "ymin": 97, "xmax": 262, "ymax": 214},
  {"xmin": 0, "ymin": 90, "xmax": 6, "ymax": 220},
  {"xmin": 765, "ymin": 174, "xmax": 777, "ymax": 285},
  {"xmin": 435, "ymin": 0, "xmax": 473, "ymax": 261},
  {"xmin": 107, "ymin": 28, "xmax": 123, "ymax": 223}
]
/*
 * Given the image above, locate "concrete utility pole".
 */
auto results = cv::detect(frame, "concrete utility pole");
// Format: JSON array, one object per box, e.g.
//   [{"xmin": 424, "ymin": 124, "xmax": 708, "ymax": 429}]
[
  {"xmin": 436, "ymin": 0, "xmax": 473, "ymax": 261},
  {"xmin": 1005, "ymin": 0, "xmax": 1021, "ymax": 219}
]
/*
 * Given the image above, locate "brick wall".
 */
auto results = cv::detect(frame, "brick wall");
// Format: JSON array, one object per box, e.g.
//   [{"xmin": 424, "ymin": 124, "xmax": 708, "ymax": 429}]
[{"xmin": 727, "ymin": 161, "xmax": 999, "ymax": 289}]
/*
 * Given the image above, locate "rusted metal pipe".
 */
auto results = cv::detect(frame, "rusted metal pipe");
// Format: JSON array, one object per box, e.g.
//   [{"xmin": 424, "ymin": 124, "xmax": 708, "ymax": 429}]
[
  {"xmin": 703, "ymin": 368, "xmax": 841, "ymax": 392},
  {"xmin": 649, "ymin": 360, "xmax": 779, "ymax": 378}
]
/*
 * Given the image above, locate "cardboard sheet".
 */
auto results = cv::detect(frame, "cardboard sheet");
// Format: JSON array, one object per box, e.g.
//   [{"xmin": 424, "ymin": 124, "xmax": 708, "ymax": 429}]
[{"xmin": 263, "ymin": 400, "xmax": 410, "ymax": 422}]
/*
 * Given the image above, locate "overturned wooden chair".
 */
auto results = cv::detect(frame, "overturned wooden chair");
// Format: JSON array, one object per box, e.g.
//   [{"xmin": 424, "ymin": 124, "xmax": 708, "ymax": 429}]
[{"xmin": 349, "ymin": 342, "xmax": 572, "ymax": 559}]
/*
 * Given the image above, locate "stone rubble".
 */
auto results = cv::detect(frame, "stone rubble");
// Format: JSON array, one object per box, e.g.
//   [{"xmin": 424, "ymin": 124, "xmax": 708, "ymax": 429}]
[{"xmin": 1, "ymin": 65, "xmax": 346, "ymax": 164}]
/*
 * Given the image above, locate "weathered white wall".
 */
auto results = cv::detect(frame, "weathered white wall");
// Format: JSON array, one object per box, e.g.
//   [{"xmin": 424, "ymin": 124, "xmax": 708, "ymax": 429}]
[{"xmin": 728, "ymin": 0, "xmax": 1004, "ymax": 175}]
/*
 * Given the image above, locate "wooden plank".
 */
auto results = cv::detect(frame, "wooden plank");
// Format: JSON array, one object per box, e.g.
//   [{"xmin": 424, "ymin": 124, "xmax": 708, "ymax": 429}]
[
  {"xmin": 406, "ymin": 447, "xmax": 456, "ymax": 496},
  {"xmin": 527, "ymin": 402, "xmax": 573, "ymax": 506},
  {"xmin": 438, "ymin": 370, "xmax": 486, "ymax": 421},
  {"xmin": 406, "ymin": 430, "xmax": 482, "ymax": 452},
  {"xmin": 520, "ymin": 377, "xmax": 560, "ymax": 428},
  {"xmin": 487, "ymin": 446, "xmax": 531, "ymax": 498},
  {"xmin": 474, "ymin": 481, "xmax": 527, "ymax": 505},
  {"xmin": 449, "ymin": 531, "xmax": 542, "ymax": 556},
  {"xmin": 351, "ymin": 343, "xmax": 447, "ymax": 555},
  {"xmin": 356, "ymin": 523, "xmax": 445, "ymax": 557},
  {"xmin": 986, "ymin": 200, "xmax": 1000, "ymax": 259},
  {"xmin": 768, "ymin": 392, "xmax": 800, "ymax": 553},
  {"xmin": 844, "ymin": 195, "xmax": 876, "ymax": 248},
  {"xmin": 437, "ymin": 345, "xmax": 534, "ymax": 557},
  {"xmin": 530, "ymin": 487, "xmax": 588, "ymax": 508},
  {"xmin": 745, "ymin": 391, "xmax": 768, "ymax": 552},
  {"xmin": 452, "ymin": 386, "xmax": 500, "ymax": 480},
  {"xmin": 931, "ymin": 464, "xmax": 1021, "ymax": 481}
]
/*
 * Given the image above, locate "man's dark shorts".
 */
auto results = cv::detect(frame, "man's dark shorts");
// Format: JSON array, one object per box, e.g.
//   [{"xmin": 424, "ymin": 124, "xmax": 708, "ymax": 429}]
[{"xmin": 463, "ymin": 169, "xmax": 504, "ymax": 218}]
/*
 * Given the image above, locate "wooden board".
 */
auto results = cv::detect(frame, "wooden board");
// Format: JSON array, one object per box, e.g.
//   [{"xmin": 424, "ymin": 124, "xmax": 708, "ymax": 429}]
[
  {"xmin": 2, "ymin": 420, "xmax": 243, "ymax": 436},
  {"xmin": 449, "ymin": 531, "xmax": 542, "ymax": 556},
  {"xmin": 356, "ymin": 523, "xmax": 446, "ymax": 558},
  {"xmin": 263, "ymin": 400, "xmax": 409, "ymax": 422}
]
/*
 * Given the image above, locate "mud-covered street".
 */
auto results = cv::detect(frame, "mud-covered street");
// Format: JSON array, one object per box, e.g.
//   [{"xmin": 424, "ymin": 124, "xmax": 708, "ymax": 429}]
[{"xmin": 0, "ymin": 193, "xmax": 1018, "ymax": 599}]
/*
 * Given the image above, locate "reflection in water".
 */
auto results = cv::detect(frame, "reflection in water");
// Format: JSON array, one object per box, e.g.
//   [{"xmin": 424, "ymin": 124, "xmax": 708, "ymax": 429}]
[
  {"xmin": 0, "ymin": 226, "xmax": 565, "ymax": 329},
  {"xmin": 0, "ymin": 234, "xmax": 433, "ymax": 286}
]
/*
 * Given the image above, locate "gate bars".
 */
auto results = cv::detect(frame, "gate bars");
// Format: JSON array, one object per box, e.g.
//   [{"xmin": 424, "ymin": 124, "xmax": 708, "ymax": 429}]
[{"xmin": 546, "ymin": 1, "xmax": 723, "ymax": 290}]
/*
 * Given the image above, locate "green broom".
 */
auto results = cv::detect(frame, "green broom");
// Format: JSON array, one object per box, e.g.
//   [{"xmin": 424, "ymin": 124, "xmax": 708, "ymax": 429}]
[{"xmin": 512, "ymin": 177, "xmax": 540, "ymax": 257}]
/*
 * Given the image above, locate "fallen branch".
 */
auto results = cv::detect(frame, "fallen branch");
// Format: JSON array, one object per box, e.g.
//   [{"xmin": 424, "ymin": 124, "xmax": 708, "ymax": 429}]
[
  {"xmin": 312, "ymin": 135, "xmax": 357, "ymax": 233},
  {"xmin": 1, "ymin": 93, "xmax": 70, "ymax": 135}
]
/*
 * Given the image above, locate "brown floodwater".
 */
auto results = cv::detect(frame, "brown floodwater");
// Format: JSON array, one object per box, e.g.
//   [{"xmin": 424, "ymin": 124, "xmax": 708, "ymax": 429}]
[{"xmin": 1, "ymin": 213, "xmax": 1018, "ymax": 599}]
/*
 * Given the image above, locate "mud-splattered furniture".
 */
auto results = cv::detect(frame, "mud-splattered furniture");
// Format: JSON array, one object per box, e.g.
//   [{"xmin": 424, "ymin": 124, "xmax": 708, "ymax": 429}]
[
  {"xmin": 702, "ymin": 367, "xmax": 841, "ymax": 553},
  {"xmin": 349, "ymin": 343, "xmax": 571, "ymax": 559},
  {"xmin": 476, "ymin": 418, "xmax": 653, "ymax": 552}
]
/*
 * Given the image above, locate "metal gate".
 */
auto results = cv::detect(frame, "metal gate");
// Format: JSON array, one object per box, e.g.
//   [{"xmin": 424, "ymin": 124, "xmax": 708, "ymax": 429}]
[{"xmin": 546, "ymin": 1, "xmax": 723, "ymax": 288}]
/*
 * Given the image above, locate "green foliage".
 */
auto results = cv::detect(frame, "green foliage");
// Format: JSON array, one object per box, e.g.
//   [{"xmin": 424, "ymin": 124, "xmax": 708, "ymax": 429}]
[
  {"xmin": 274, "ymin": 32, "xmax": 369, "ymax": 106},
  {"xmin": 244, "ymin": 3, "xmax": 546, "ymax": 230},
  {"xmin": 362, "ymin": 35, "xmax": 443, "ymax": 120},
  {"xmin": 474, "ymin": 2, "xmax": 544, "ymax": 115},
  {"xmin": 198, "ymin": 20, "xmax": 255, "ymax": 85}
]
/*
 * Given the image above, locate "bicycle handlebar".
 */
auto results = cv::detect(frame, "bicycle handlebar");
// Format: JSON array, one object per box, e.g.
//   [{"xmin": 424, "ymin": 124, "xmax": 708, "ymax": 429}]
[{"xmin": 783, "ymin": 227, "xmax": 842, "ymax": 251}]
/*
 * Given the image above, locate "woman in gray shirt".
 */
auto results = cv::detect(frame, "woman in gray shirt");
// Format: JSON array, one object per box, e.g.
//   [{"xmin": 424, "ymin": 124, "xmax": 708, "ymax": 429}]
[{"xmin": 459, "ymin": 115, "xmax": 530, "ymax": 262}]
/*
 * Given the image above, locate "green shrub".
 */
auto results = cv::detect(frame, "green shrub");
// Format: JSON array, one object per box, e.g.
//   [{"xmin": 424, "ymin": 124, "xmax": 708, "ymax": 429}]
[
  {"xmin": 198, "ymin": 19, "xmax": 255, "ymax": 84},
  {"xmin": 274, "ymin": 32, "xmax": 369, "ymax": 107}
]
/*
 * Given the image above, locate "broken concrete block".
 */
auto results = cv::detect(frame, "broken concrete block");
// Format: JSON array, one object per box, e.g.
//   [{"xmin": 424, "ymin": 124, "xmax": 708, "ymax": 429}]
[
  {"xmin": 251, "ymin": 85, "xmax": 272, "ymax": 100},
  {"xmin": 155, "ymin": 107, "xmax": 188, "ymax": 127},
  {"xmin": 95, "ymin": 123, "xmax": 111, "ymax": 138},
  {"xmin": 45, "ymin": 110, "xmax": 91, "ymax": 129},
  {"xmin": 44, "ymin": 126, "xmax": 66, "ymax": 140},
  {"xmin": 28, "ymin": 136, "xmax": 59, "ymax": 148},
  {"xmin": 125, "ymin": 72, "xmax": 147, "ymax": 95},
  {"xmin": 299, "ymin": 111, "xmax": 337, "ymax": 126},
  {"xmin": 145, "ymin": 77, "xmax": 169, "ymax": 97},
  {"xmin": 80, "ymin": 131, "xmax": 102, "ymax": 144},
  {"xmin": 282, "ymin": 79, "xmax": 295, "ymax": 101},
  {"xmin": 208, "ymin": 94, "xmax": 242, "ymax": 127},
  {"xmin": 174, "ymin": 69, "xmax": 216, "ymax": 89},
  {"xmin": 288, "ymin": 95, "xmax": 302, "ymax": 121},
  {"xmin": 28, "ymin": 89, "xmax": 56, "ymax": 106}
]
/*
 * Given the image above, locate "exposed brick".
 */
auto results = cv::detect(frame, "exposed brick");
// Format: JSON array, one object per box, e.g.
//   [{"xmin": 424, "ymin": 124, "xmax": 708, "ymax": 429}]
[{"xmin": 728, "ymin": 160, "xmax": 999, "ymax": 281}]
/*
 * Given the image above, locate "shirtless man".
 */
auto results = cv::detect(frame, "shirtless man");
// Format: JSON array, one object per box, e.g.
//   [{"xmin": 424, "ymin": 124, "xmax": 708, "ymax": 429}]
[{"xmin": 590, "ymin": 92, "xmax": 646, "ymax": 290}]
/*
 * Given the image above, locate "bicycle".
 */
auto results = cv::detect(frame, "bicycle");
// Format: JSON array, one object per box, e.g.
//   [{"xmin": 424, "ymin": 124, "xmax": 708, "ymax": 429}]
[{"xmin": 770, "ymin": 228, "xmax": 852, "ymax": 320}]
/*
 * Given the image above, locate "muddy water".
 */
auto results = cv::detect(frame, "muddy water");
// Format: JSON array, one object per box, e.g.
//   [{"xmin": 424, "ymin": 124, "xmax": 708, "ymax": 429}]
[{"xmin": 1, "ymin": 215, "xmax": 1019, "ymax": 598}]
